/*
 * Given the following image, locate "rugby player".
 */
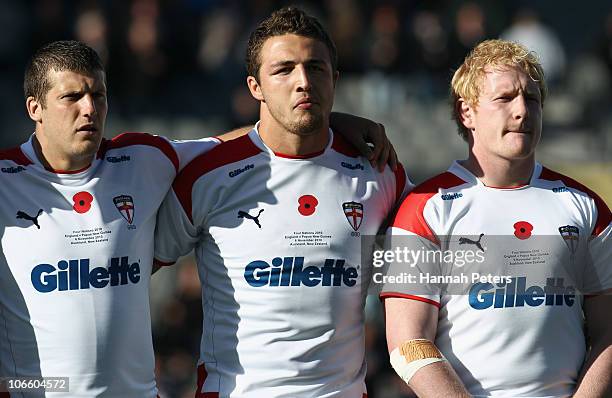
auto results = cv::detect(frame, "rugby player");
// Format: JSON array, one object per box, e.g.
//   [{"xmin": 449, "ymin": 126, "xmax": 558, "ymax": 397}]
[
  {"xmin": 154, "ymin": 7, "xmax": 411, "ymax": 397},
  {"xmin": 382, "ymin": 39, "xmax": 611, "ymax": 397}
]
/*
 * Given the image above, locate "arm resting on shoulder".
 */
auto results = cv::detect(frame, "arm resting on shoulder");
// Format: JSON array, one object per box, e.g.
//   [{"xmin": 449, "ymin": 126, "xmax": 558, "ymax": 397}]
[{"xmin": 216, "ymin": 113, "xmax": 397, "ymax": 170}]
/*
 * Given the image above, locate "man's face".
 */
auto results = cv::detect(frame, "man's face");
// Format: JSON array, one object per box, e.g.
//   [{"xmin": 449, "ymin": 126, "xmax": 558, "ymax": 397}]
[
  {"xmin": 462, "ymin": 66, "xmax": 542, "ymax": 162},
  {"xmin": 36, "ymin": 69, "xmax": 107, "ymax": 165},
  {"xmin": 248, "ymin": 34, "xmax": 337, "ymax": 136}
]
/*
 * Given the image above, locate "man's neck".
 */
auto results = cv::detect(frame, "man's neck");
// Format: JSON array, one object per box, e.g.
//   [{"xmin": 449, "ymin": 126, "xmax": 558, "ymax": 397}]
[
  {"xmin": 33, "ymin": 134, "xmax": 92, "ymax": 172},
  {"xmin": 461, "ymin": 153, "xmax": 536, "ymax": 188},
  {"xmin": 257, "ymin": 118, "xmax": 330, "ymax": 156}
]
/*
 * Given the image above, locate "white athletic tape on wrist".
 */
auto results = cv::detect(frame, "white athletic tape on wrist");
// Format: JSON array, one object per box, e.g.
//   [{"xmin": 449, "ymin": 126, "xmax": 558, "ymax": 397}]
[{"xmin": 390, "ymin": 339, "xmax": 446, "ymax": 383}]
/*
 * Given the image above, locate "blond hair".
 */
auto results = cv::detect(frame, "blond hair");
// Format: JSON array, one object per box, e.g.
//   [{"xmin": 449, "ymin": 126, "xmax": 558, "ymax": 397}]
[{"xmin": 450, "ymin": 39, "xmax": 547, "ymax": 140}]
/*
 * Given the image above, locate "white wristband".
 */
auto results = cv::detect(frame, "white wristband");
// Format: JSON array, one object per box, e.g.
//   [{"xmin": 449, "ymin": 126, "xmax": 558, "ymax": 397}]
[{"xmin": 390, "ymin": 345, "xmax": 446, "ymax": 383}]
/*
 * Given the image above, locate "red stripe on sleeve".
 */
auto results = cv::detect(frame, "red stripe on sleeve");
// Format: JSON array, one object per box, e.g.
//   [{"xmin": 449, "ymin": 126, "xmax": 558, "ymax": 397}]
[
  {"xmin": 173, "ymin": 135, "xmax": 261, "ymax": 224},
  {"xmin": 195, "ymin": 363, "xmax": 219, "ymax": 398},
  {"xmin": 392, "ymin": 172, "xmax": 466, "ymax": 245},
  {"xmin": 330, "ymin": 132, "xmax": 360, "ymax": 157},
  {"xmin": 0, "ymin": 147, "xmax": 33, "ymax": 166},
  {"xmin": 379, "ymin": 292, "xmax": 441, "ymax": 308},
  {"xmin": 540, "ymin": 167, "xmax": 611, "ymax": 237},
  {"xmin": 394, "ymin": 163, "xmax": 407, "ymax": 202},
  {"xmin": 154, "ymin": 258, "xmax": 175, "ymax": 267},
  {"xmin": 97, "ymin": 132, "xmax": 179, "ymax": 172}
]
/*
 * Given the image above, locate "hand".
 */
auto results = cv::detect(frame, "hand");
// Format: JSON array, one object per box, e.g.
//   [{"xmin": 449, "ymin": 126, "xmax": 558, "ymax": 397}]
[{"xmin": 330, "ymin": 112, "xmax": 398, "ymax": 172}]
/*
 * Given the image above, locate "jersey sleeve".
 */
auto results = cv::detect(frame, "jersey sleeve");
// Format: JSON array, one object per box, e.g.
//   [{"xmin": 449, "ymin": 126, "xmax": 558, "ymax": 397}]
[
  {"xmin": 378, "ymin": 180, "xmax": 443, "ymax": 307},
  {"xmin": 378, "ymin": 226, "xmax": 442, "ymax": 307},
  {"xmin": 583, "ymin": 199, "xmax": 612, "ymax": 294},
  {"xmin": 154, "ymin": 187, "xmax": 199, "ymax": 265},
  {"xmin": 170, "ymin": 137, "xmax": 222, "ymax": 171},
  {"xmin": 395, "ymin": 163, "xmax": 414, "ymax": 204}
]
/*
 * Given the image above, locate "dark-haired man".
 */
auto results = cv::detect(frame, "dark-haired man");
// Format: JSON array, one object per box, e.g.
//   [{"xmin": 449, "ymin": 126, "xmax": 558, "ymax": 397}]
[
  {"xmin": 155, "ymin": 7, "xmax": 411, "ymax": 397},
  {"xmin": 0, "ymin": 40, "xmax": 393, "ymax": 397}
]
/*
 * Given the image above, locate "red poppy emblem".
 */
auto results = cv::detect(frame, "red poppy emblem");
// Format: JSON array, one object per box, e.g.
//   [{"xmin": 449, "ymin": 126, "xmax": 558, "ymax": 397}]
[
  {"xmin": 298, "ymin": 195, "xmax": 318, "ymax": 216},
  {"xmin": 513, "ymin": 221, "xmax": 533, "ymax": 240},
  {"xmin": 73, "ymin": 191, "xmax": 94, "ymax": 214}
]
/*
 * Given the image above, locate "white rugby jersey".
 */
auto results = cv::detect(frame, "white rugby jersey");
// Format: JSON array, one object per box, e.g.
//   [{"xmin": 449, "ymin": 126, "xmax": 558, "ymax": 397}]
[
  {"xmin": 382, "ymin": 161, "xmax": 611, "ymax": 398},
  {"xmin": 154, "ymin": 126, "xmax": 410, "ymax": 398},
  {"xmin": 0, "ymin": 133, "xmax": 218, "ymax": 397}
]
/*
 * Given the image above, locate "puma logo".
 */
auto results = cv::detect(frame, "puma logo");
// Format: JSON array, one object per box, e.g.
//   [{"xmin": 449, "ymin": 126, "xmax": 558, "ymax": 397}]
[
  {"xmin": 16, "ymin": 209, "xmax": 44, "ymax": 229},
  {"xmin": 458, "ymin": 233, "xmax": 485, "ymax": 251},
  {"xmin": 238, "ymin": 209, "xmax": 264, "ymax": 229}
]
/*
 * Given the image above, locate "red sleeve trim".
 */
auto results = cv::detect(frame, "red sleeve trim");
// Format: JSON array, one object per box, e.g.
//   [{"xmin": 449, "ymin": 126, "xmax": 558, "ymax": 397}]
[
  {"xmin": 394, "ymin": 163, "xmax": 407, "ymax": 203},
  {"xmin": 173, "ymin": 134, "xmax": 262, "ymax": 223},
  {"xmin": 196, "ymin": 363, "xmax": 219, "ymax": 398},
  {"xmin": 154, "ymin": 258, "xmax": 175, "ymax": 267},
  {"xmin": 540, "ymin": 167, "xmax": 611, "ymax": 237},
  {"xmin": 97, "ymin": 132, "xmax": 179, "ymax": 173},
  {"xmin": 392, "ymin": 172, "xmax": 466, "ymax": 245},
  {"xmin": 0, "ymin": 147, "xmax": 33, "ymax": 166},
  {"xmin": 330, "ymin": 132, "xmax": 360, "ymax": 157},
  {"xmin": 379, "ymin": 292, "xmax": 441, "ymax": 308}
]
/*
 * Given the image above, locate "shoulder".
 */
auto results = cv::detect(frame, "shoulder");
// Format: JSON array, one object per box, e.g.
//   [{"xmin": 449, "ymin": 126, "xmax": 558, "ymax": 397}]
[
  {"xmin": 97, "ymin": 132, "xmax": 179, "ymax": 172},
  {"xmin": 0, "ymin": 146, "xmax": 32, "ymax": 166},
  {"xmin": 330, "ymin": 132, "xmax": 360, "ymax": 158},
  {"xmin": 537, "ymin": 166, "xmax": 610, "ymax": 236},
  {"xmin": 391, "ymin": 171, "xmax": 468, "ymax": 243},
  {"xmin": 174, "ymin": 134, "xmax": 262, "ymax": 188},
  {"xmin": 171, "ymin": 135, "xmax": 263, "ymax": 222},
  {"xmin": 398, "ymin": 171, "xmax": 468, "ymax": 210}
]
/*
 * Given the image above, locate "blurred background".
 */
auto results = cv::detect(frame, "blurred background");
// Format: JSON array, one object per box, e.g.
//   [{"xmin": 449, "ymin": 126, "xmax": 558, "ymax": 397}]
[{"xmin": 1, "ymin": 0, "xmax": 610, "ymax": 396}]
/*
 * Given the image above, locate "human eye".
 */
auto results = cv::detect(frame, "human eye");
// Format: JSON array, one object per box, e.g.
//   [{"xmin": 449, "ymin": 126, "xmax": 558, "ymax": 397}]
[
  {"xmin": 308, "ymin": 62, "xmax": 326, "ymax": 72},
  {"xmin": 61, "ymin": 92, "xmax": 81, "ymax": 101},
  {"xmin": 272, "ymin": 65, "xmax": 293, "ymax": 75},
  {"xmin": 525, "ymin": 93, "xmax": 541, "ymax": 103}
]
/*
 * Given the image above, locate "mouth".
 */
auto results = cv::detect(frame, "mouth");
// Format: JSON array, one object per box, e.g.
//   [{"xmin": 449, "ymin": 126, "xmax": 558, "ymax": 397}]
[
  {"xmin": 294, "ymin": 97, "xmax": 317, "ymax": 110},
  {"xmin": 505, "ymin": 129, "xmax": 531, "ymax": 135},
  {"xmin": 76, "ymin": 125, "xmax": 99, "ymax": 135}
]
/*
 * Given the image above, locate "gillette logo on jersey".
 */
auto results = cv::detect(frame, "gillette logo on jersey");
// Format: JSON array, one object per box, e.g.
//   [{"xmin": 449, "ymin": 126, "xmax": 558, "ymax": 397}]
[
  {"xmin": 244, "ymin": 257, "xmax": 358, "ymax": 287},
  {"xmin": 31, "ymin": 256, "xmax": 141, "ymax": 293},
  {"xmin": 469, "ymin": 277, "xmax": 575, "ymax": 309}
]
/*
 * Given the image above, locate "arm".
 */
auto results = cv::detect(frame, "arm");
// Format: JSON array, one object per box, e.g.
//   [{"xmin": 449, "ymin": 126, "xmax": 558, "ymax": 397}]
[
  {"xmin": 218, "ymin": 113, "xmax": 398, "ymax": 170},
  {"xmin": 574, "ymin": 295, "xmax": 612, "ymax": 397},
  {"xmin": 216, "ymin": 126, "xmax": 252, "ymax": 141},
  {"xmin": 152, "ymin": 187, "xmax": 199, "ymax": 276},
  {"xmin": 385, "ymin": 298, "xmax": 471, "ymax": 397},
  {"xmin": 329, "ymin": 112, "xmax": 397, "ymax": 171}
]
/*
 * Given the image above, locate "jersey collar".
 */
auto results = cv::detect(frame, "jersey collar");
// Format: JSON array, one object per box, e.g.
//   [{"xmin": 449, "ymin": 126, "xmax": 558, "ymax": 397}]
[
  {"xmin": 249, "ymin": 122, "xmax": 333, "ymax": 160},
  {"xmin": 449, "ymin": 160, "xmax": 543, "ymax": 190},
  {"xmin": 21, "ymin": 134, "xmax": 99, "ymax": 181}
]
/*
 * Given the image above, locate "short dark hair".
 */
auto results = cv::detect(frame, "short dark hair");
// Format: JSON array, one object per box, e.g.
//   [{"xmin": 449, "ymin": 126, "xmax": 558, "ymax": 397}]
[
  {"xmin": 246, "ymin": 7, "xmax": 338, "ymax": 80},
  {"xmin": 24, "ymin": 40, "xmax": 105, "ymax": 107}
]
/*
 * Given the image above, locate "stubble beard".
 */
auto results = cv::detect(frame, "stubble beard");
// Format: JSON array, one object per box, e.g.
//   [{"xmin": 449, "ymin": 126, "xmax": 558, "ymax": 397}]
[{"xmin": 283, "ymin": 112, "xmax": 325, "ymax": 136}]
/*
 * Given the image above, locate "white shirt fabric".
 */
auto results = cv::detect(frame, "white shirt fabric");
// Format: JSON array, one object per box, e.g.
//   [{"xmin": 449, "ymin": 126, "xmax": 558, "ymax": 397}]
[
  {"xmin": 0, "ymin": 133, "xmax": 218, "ymax": 397},
  {"xmin": 382, "ymin": 161, "xmax": 611, "ymax": 397},
  {"xmin": 155, "ymin": 126, "xmax": 410, "ymax": 398}
]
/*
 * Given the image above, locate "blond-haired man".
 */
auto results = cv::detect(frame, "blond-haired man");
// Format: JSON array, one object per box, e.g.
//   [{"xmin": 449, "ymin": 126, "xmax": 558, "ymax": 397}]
[{"xmin": 381, "ymin": 39, "xmax": 611, "ymax": 397}]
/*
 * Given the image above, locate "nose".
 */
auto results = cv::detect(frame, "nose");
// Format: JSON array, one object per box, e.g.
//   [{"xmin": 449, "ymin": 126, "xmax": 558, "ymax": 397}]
[
  {"xmin": 295, "ymin": 65, "xmax": 311, "ymax": 92},
  {"xmin": 79, "ymin": 94, "xmax": 97, "ymax": 117},
  {"xmin": 512, "ymin": 94, "xmax": 529, "ymax": 121}
]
